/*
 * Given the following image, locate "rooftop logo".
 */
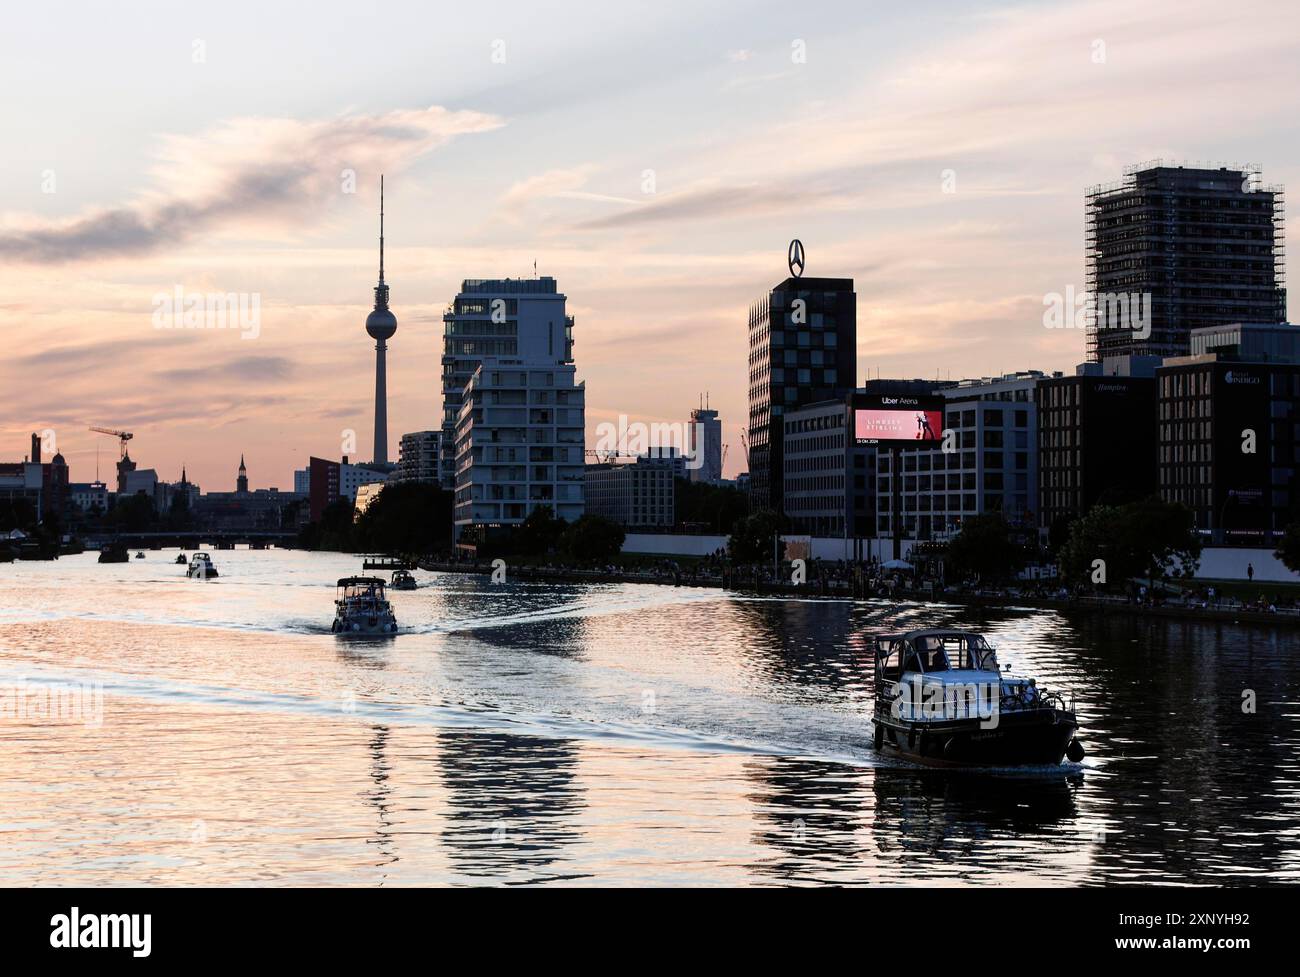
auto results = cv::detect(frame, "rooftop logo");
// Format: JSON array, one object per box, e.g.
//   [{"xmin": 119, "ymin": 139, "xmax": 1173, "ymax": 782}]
[
  {"xmin": 1225, "ymin": 371, "xmax": 1260, "ymax": 385},
  {"xmin": 788, "ymin": 239, "xmax": 805, "ymax": 278}
]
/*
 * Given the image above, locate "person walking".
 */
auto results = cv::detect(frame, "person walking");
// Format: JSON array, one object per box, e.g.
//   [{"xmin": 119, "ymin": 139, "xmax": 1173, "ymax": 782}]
[{"xmin": 1247, "ymin": 562, "xmax": 1255, "ymax": 582}]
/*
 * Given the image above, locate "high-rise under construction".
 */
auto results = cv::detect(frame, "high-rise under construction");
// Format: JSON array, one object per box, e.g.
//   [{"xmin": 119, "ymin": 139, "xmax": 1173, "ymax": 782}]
[{"xmin": 1085, "ymin": 162, "xmax": 1285, "ymax": 363}]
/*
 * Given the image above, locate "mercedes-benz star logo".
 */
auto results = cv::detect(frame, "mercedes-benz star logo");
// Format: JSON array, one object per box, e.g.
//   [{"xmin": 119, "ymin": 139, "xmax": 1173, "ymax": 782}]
[{"xmin": 788, "ymin": 239, "xmax": 805, "ymax": 278}]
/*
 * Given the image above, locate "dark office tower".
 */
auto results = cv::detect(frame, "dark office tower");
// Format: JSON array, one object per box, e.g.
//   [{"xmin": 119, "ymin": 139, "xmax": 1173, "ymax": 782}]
[
  {"xmin": 1035, "ymin": 372, "xmax": 1158, "ymax": 540},
  {"xmin": 747, "ymin": 272, "xmax": 856, "ymax": 515},
  {"xmin": 1157, "ymin": 323, "xmax": 1300, "ymax": 543},
  {"xmin": 1085, "ymin": 163, "xmax": 1285, "ymax": 362}
]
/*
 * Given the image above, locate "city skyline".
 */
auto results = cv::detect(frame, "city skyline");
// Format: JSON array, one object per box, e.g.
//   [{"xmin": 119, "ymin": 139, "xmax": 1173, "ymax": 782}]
[{"xmin": 2, "ymin": 0, "xmax": 1298, "ymax": 491}]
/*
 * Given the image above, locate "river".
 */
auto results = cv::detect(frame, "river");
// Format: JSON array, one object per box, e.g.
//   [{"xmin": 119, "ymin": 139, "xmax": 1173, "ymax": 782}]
[{"xmin": 1, "ymin": 548, "xmax": 1296, "ymax": 886}]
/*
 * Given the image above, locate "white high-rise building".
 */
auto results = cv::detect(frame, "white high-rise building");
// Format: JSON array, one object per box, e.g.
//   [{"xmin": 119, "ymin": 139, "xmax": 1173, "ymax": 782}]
[
  {"xmin": 394, "ymin": 431, "xmax": 441, "ymax": 484},
  {"xmin": 440, "ymin": 277, "xmax": 574, "ymax": 486},
  {"xmin": 453, "ymin": 358, "xmax": 585, "ymax": 541},
  {"xmin": 339, "ymin": 460, "xmax": 388, "ymax": 502}
]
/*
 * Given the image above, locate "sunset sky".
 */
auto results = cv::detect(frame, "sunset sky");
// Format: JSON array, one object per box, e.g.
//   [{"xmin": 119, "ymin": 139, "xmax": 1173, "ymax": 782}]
[{"xmin": 2, "ymin": 0, "xmax": 1297, "ymax": 490}]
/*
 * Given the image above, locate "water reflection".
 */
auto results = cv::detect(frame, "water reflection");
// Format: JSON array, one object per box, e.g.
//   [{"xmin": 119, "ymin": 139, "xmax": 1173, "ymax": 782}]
[
  {"xmin": 871, "ymin": 771, "xmax": 1081, "ymax": 861},
  {"xmin": 3, "ymin": 550, "xmax": 1299, "ymax": 885},
  {"xmin": 745, "ymin": 754, "xmax": 870, "ymax": 884},
  {"xmin": 435, "ymin": 731, "xmax": 587, "ymax": 884},
  {"xmin": 366, "ymin": 724, "xmax": 399, "ymax": 882}
]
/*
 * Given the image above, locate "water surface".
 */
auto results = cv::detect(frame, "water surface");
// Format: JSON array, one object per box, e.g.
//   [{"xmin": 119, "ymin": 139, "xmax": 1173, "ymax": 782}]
[{"xmin": 2, "ymin": 549, "xmax": 1296, "ymax": 885}]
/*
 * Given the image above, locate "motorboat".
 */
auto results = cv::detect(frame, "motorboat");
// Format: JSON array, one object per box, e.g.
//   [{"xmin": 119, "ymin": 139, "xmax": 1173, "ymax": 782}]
[
  {"xmin": 98, "ymin": 542, "xmax": 130, "ymax": 564},
  {"xmin": 175, "ymin": 553, "xmax": 188, "ymax": 564},
  {"xmin": 135, "ymin": 551, "xmax": 146, "ymax": 559},
  {"xmin": 333, "ymin": 576, "xmax": 398, "ymax": 635},
  {"xmin": 872, "ymin": 629, "xmax": 1083, "ymax": 767},
  {"xmin": 187, "ymin": 552, "xmax": 219, "ymax": 579},
  {"xmin": 390, "ymin": 569, "xmax": 417, "ymax": 590}
]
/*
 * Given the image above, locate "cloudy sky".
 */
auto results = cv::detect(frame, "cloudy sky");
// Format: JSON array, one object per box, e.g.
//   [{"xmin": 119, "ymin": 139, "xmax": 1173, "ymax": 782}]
[{"xmin": 2, "ymin": 0, "xmax": 1296, "ymax": 489}]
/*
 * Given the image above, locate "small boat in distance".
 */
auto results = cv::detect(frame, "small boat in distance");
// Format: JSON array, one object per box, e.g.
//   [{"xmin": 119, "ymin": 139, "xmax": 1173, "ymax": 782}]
[
  {"xmin": 175, "ymin": 553, "xmax": 188, "ymax": 564},
  {"xmin": 135, "ymin": 551, "xmax": 146, "ymax": 559},
  {"xmin": 98, "ymin": 542, "xmax": 130, "ymax": 564},
  {"xmin": 187, "ymin": 553, "xmax": 219, "ymax": 579},
  {"xmin": 872, "ymin": 629, "xmax": 1083, "ymax": 767},
  {"xmin": 390, "ymin": 569, "xmax": 417, "ymax": 590},
  {"xmin": 333, "ymin": 576, "xmax": 398, "ymax": 635}
]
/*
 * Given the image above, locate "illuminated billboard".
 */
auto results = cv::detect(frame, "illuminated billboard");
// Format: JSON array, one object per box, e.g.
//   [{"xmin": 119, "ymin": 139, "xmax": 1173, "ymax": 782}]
[{"xmin": 852, "ymin": 394, "xmax": 945, "ymax": 446}]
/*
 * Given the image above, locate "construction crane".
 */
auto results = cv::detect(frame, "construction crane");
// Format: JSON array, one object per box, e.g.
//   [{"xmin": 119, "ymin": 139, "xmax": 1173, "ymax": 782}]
[
  {"xmin": 584, "ymin": 448, "xmax": 619, "ymax": 463},
  {"xmin": 739, "ymin": 429, "xmax": 750, "ymax": 469},
  {"xmin": 89, "ymin": 427, "xmax": 133, "ymax": 458}
]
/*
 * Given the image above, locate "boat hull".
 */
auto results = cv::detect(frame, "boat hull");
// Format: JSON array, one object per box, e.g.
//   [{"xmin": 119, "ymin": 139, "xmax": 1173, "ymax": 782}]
[
  {"xmin": 872, "ymin": 708, "xmax": 1077, "ymax": 767},
  {"xmin": 332, "ymin": 615, "xmax": 397, "ymax": 635}
]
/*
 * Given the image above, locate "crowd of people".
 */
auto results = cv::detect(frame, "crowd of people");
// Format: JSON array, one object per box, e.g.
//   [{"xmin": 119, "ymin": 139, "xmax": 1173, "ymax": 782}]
[{"xmin": 430, "ymin": 550, "xmax": 1298, "ymax": 615}]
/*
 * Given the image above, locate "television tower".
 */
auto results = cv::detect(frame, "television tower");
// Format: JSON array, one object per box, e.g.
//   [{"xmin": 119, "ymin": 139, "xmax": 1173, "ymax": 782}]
[{"xmin": 365, "ymin": 176, "xmax": 398, "ymax": 465}]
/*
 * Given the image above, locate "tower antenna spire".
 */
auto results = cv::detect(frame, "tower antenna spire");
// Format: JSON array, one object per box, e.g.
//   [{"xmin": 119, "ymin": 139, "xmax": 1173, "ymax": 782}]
[{"xmin": 365, "ymin": 175, "xmax": 397, "ymax": 466}]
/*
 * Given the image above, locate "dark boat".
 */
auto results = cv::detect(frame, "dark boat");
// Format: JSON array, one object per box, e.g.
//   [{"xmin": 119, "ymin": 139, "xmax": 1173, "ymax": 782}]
[
  {"xmin": 187, "ymin": 553, "xmax": 219, "ymax": 579},
  {"xmin": 872, "ymin": 629, "xmax": 1083, "ymax": 767},
  {"xmin": 333, "ymin": 576, "xmax": 398, "ymax": 634},
  {"xmin": 390, "ymin": 569, "xmax": 417, "ymax": 590},
  {"xmin": 98, "ymin": 542, "xmax": 130, "ymax": 564}
]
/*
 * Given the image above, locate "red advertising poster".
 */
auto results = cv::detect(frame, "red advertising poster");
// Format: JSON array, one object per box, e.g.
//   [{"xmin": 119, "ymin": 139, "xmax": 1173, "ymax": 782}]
[{"xmin": 854, "ymin": 408, "xmax": 943, "ymax": 444}]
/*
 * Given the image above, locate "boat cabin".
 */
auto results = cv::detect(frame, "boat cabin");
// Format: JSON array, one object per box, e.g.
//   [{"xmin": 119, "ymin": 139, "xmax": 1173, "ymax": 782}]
[
  {"xmin": 874, "ymin": 629, "xmax": 1000, "ymax": 681},
  {"xmin": 337, "ymin": 576, "xmax": 387, "ymax": 601}
]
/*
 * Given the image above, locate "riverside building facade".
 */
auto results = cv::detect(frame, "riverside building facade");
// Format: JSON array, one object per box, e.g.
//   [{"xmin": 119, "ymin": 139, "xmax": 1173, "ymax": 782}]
[
  {"xmin": 747, "ymin": 274, "xmax": 856, "ymax": 516},
  {"xmin": 876, "ymin": 373, "xmax": 1042, "ymax": 542},
  {"xmin": 453, "ymin": 359, "xmax": 586, "ymax": 543},
  {"xmin": 441, "ymin": 278, "xmax": 574, "ymax": 487},
  {"xmin": 1085, "ymin": 163, "xmax": 1286, "ymax": 362}
]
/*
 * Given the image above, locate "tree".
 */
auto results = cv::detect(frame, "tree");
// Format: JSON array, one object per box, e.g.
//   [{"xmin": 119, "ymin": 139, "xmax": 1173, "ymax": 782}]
[
  {"xmin": 944, "ymin": 513, "xmax": 1025, "ymax": 583},
  {"xmin": 1275, "ymin": 521, "xmax": 1300, "ymax": 574},
  {"xmin": 353, "ymin": 482, "xmax": 453, "ymax": 555},
  {"xmin": 1058, "ymin": 497, "xmax": 1201, "ymax": 591},
  {"xmin": 674, "ymin": 478, "xmax": 749, "ymax": 533},
  {"xmin": 561, "ymin": 515, "xmax": 625, "ymax": 562},
  {"xmin": 106, "ymin": 493, "xmax": 155, "ymax": 532},
  {"xmin": 298, "ymin": 498, "xmax": 357, "ymax": 552},
  {"xmin": 0, "ymin": 498, "xmax": 38, "ymax": 533},
  {"xmin": 727, "ymin": 509, "xmax": 783, "ymax": 563},
  {"xmin": 165, "ymin": 487, "xmax": 194, "ymax": 530},
  {"xmin": 512, "ymin": 505, "xmax": 567, "ymax": 557}
]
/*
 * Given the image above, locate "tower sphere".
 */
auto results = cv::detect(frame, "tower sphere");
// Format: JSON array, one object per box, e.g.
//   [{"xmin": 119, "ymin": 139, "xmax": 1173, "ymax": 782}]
[{"xmin": 366, "ymin": 307, "xmax": 397, "ymax": 339}]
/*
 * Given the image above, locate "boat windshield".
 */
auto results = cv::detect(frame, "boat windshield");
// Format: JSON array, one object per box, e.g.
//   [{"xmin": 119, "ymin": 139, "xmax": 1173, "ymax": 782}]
[
  {"xmin": 907, "ymin": 633, "xmax": 998, "ymax": 672},
  {"xmin": 341, "ymin": 582, "xmax": 385, "ymax": 600}
]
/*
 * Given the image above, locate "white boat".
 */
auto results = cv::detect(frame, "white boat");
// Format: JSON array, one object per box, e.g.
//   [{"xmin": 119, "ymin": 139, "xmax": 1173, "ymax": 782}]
[
  {"xmin": 872, "ymin": 629, "xmax": 1083, "ymax": 766},
  {"xmin": 332, "ymin": 576, "xmax": 398, "ymax": 635},
  {"xmin": 187, "ymin": 553, "xmax": 219, "ymax": 579}
]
